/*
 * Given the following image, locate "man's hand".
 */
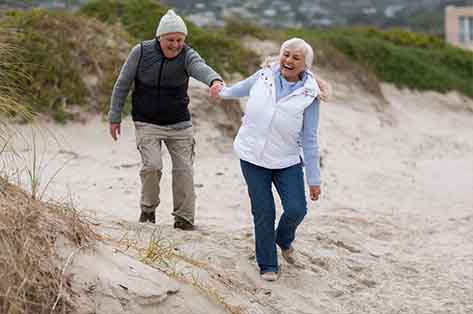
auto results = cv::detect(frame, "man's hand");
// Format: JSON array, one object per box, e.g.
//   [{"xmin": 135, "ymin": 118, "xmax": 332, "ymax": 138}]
[
  {"xmin": 209, "ymin": 80, "xmax": 224, "ymax": 99},
  {"xmin": 110, "ymin": 123, "xmax": 121, "ymax": 141},
  {"xmin": 309, "ymin": 185, "xmax": 321, "ymax": 201}
]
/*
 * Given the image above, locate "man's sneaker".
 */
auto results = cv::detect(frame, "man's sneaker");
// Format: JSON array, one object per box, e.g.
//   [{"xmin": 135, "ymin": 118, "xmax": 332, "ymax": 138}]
[
  {"xmin": 173, "ymin": 220, "xmax": 194, "ymax": 231},
  {"xmin": 139, "ymin": 211, "xmax": 155, "ymax": 223},
  {"xmin": 281, "ymin": 246, "xmax": 296, "ymax": 264},
  {"xmin": 261, "ymin": 271, "xmax": 278, "ymax": 281}
]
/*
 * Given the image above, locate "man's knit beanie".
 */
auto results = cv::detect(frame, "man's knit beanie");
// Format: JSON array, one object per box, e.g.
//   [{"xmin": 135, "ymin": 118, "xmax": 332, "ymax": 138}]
[{"xmin": 156, "ymin": 9, "xmax": 188, "ymax": 37}]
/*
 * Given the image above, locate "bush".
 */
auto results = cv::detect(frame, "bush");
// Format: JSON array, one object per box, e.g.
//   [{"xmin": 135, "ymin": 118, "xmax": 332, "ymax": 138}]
[
  {"xmin": 288, "ymin": 28, "xmax": 473, "ymax": 98},
  {"xmin": 355, "ymin": 27, "xmax": 447, "ymax": 49},
  {"xmin": 80, "ymin": 0, "xmax": 259, "ymax": 76},
  {"xmin": 222, "ymin": 17, "xmax": 272, "ymax": 40},
  {"xmin": 0, "ymin": 9, "xmax": 131, "ymax": 122}
]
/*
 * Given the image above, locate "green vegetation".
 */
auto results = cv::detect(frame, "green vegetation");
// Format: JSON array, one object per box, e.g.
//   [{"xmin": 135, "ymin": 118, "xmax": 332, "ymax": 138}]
[
  {"xmin": 222, "ymin": 17, "xmax": 273, "ymax": 40},
  {"xmin": 287, "ymin": 27, "xmax": 473, "ymax": 98},
  {"xmin": 0, "ymin": 9, "xmax": 131, "ymax": 122},
  {"xmin": 0, "ymin": 31, "xmax": 31, "ymax": 121},
  {"xmin": 1, "ymin": 3, "xmax": 471, "ymax": 122},
  {"xmin": 80, "ymin": 0, "xmax": 259, "ymax": 76},
  {"xmin": 1, "ymin": 27, "xmax": 96, "ymax": 314},
  {"xmin": 1, "ymin": 10, "xmax": 86, "ymax": 122}
]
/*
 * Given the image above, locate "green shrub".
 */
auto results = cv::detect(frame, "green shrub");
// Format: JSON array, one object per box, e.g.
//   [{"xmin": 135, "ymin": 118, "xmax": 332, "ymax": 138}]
[
  {"xmin": 338, "ymin": 27, "xmax": 447, "ymax": 49},
  {"xmin": 1, "ymin": 10, "xmax": 87, "ymax": 122},
  {"xmin": 80, "ymin": 0, "xmax": 259, "ymax": 76},
  {"xmin": 222, "ymin": 17, "xmax": 272, "ymax": 40},
  {"xmin": 288, "ymin": 28, "xmax": 473, "ymax": 98},
  {"xmin": 80, "ymin": 0, "xmax": 167, "ymax": 40}
]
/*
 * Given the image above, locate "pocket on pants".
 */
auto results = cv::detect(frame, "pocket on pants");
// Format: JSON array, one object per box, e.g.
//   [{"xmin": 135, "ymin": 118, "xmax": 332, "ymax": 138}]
[
  {"xmin": 137, "ymin": 136, "xmax": 161, "ymax": 169},
  {"xmin": 191, "ymin": 137, "xmax": 196, "ymax": 164}
]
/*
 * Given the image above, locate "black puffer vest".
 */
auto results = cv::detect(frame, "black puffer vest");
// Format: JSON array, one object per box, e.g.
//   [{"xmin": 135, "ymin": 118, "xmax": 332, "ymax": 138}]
[{"xmin": 132, "ymin": 39, "xmax": 190, "ymax": 125}]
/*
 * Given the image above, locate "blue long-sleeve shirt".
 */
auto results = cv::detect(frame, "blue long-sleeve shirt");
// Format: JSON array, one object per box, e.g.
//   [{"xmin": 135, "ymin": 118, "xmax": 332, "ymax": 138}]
[{"xmin": 220, "ymin": 69, "xmax": 321, "ymax": 186}]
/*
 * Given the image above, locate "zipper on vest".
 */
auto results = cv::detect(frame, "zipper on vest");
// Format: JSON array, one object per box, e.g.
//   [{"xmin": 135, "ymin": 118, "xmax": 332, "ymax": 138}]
[
  {"xmin": 277, "ymin": 88, "xmax": 309, "ymax": 104},
  {"xmin": 157, "ymin": 59, "xmax": 165, "ymax": 102}
]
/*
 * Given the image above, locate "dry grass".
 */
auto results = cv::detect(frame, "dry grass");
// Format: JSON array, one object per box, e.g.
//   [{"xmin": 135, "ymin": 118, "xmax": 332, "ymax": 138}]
[
  {"xmin": 118, "ymin": 225, "xmax": 246, "ymax": 314},
  {"xmin": 0, "ymin": 178, "xmax": 96, "ymax": 314},
  {"xmin": 0, "ymin": 28, "xmax": 97, "ymax": 314}
]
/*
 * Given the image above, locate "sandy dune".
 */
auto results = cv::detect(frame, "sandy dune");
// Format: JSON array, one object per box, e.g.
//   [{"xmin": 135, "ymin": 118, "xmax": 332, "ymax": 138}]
[{"xmin": 4, "ymin": 60, "xmax": 473, "ymax": 313}]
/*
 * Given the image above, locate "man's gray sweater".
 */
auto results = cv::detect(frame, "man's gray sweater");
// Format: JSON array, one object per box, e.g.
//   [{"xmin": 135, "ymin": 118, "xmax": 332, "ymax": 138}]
[{"xmin": 109, "ymin": 39, "xmax": 222, "ymax": 127}]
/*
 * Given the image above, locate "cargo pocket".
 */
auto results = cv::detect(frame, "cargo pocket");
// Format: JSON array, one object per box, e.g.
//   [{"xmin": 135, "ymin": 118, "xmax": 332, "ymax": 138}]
[
  {"xmin": 137, "ymin": 136, "xmax": 156, "ymax": 169},
  {"xmin": 191, "ymin": 137, "xmax": 196, "ymax": 165}
]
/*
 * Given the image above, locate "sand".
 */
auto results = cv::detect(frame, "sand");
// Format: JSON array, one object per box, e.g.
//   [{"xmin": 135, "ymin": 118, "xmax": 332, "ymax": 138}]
[{"xmin": 3, "ymin": 59, "xmax": 473, "ymax": 313}]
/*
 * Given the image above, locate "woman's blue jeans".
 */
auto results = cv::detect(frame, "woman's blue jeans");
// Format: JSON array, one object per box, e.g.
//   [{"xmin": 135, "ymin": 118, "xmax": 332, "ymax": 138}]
[{"xmin": 240, "ymin": 160, "xmax": 307, "ymax": 273}]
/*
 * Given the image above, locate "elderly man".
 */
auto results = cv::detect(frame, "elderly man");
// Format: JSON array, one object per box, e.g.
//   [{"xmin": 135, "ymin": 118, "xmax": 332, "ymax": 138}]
[{"xmin": 109, "ymin": 9, "xmax": 223, "ymax": 230}]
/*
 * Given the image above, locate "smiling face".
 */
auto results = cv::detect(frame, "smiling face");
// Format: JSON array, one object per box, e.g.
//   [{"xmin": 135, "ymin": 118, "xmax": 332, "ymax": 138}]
[
  {"xmin": 159, "ymin": 32, "xmax": 186, "ymax": 58},
  {"xmin": 279, "ymin": 48, "xmax": 306, "ymax": 82},
  {"xmin": 279, "ymin": 48, "xmax": 305, "ymax": 82}
]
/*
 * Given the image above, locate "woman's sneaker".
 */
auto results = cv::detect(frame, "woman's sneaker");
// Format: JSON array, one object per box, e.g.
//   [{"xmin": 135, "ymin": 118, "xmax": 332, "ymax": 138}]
[
  {"xmin": 261, "ymin": 271, "xmax": 278, "ymax": 281},
  {"xmin": 281, "ymin": 246, "xmax": 296, "ymax": 264}
]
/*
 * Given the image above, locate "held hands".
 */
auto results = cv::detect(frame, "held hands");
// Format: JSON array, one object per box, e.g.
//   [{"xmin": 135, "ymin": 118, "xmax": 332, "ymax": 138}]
[
  {"xmin": 209, "ymin": 80, "xmax": 224, "ymax": 100},
  {"xmin": 309, "ymin": 186, "xmax": 321, "ymax": 201},
  {"xmin": 110, "ymin": 123, "xmax": 121, "ymax": 141}
]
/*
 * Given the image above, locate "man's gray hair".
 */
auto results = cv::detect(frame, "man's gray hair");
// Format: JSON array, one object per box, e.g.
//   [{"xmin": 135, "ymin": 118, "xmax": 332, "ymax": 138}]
[{"xmin": 279, "ymin": 38, "xmax": 314, "ymax": 69}]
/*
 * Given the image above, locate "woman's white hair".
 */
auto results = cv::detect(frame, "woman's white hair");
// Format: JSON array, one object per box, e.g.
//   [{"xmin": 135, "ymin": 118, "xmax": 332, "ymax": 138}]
[
  {"xmin": 261, "ymin": 37, "xmax": 314, "ymax": 70},
  {"xmin": 280, "ymin": 37, "xmax": 314, "ymax": 69}
]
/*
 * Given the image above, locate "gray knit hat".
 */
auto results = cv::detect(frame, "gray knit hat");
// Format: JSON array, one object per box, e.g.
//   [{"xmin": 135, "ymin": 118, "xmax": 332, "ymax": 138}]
[{"xmin": 155, "ymin": 9, "xmax": 188, "ymax": 37}]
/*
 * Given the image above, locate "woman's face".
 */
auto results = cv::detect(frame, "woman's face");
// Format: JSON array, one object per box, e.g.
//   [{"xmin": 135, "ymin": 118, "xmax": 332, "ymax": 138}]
[{"xmin": 279, "ymin": 47, "xmax": 305, "ymax": 81}]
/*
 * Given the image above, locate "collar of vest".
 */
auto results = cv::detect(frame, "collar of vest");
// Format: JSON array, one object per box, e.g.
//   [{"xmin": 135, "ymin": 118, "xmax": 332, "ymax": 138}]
[{"xmin": 261, "ymin": 65, "xmax": 319, "ymax": 98}]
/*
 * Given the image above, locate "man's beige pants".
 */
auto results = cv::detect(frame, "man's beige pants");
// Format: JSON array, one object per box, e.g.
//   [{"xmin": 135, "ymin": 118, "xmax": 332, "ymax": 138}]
[{"xmin": 134, "ymin": 122, "xmax": 196, "ymax": 224}]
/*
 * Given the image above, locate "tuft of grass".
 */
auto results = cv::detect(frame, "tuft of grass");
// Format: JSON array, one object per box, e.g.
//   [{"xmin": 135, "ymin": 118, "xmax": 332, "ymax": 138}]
[
  {"xmin": 80, "ymin": 0, "xmax": 260, "ymax": 76},
  {"xmin": 118, "ymin": 225, "xmax": 245, "ymax": 314},
  {"xmin": 0, "ymin": 178, "xmax": 96, "ymax": 314},
  {"xmin": 119, "ymin": 224, "xmax": 177, "ymax": 269},
  {"xmin": 0, "ymin": 28, "xmax": 34, "ymax": 181},
  {"xmin": 8, "ymin": 127, "xmax": 75, "ymax": 201},
  {"xmin": 0, "ymin": 30, "xmax": 33, "ymax": 121}
]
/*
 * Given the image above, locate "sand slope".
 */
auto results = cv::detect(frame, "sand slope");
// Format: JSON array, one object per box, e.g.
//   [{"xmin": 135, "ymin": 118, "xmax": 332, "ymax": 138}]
[{"xmin": 4, "ymin": 52, "xmax": 473, "ymax": 313}]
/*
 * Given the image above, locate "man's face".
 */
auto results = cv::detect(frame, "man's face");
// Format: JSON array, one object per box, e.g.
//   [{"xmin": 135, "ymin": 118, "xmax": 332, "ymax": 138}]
[{"xmin": 159, "ymin": 32, "xmax": 186, "ymax": 58}]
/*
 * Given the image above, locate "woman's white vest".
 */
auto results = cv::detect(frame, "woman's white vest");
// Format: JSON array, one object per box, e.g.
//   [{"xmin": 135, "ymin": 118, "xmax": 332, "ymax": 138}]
[{"xmin": 234, "ymin": 67, "xmax": 319, "ymax": 169}]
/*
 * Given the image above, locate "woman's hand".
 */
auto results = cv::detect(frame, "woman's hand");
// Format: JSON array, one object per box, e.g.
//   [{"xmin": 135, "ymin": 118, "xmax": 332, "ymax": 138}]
[
  {"xmin": 110, "ymin": 123, "xmax": 121, "ymax": 141},
  {"xmin": 316, "ymin": 77, "xmax": 332, "ymax": 102},
  {"xmin": 309, "ymin": 185, "xmax": 321, "ymax": 201}
]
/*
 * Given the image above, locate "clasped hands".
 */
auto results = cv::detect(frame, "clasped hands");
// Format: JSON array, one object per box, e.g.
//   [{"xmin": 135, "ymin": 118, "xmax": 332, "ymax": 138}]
[
  {"xmin": 209, "ymin": 80, "xmax": 224, "ymax": 100},
  {"xmin": 209, "ymin": 78, "xmax": 331, "ymax": 103}
]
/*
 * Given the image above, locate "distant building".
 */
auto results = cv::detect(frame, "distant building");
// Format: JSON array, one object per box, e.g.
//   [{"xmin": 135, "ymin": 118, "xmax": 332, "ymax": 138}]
[{"xmin": 445, "ymin": 6, "xmax": 473, "ymax": 50}]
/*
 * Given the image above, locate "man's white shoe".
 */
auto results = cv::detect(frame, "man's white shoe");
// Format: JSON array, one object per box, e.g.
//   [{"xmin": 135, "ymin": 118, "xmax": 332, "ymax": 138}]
[
  {"xmin": 281, "ymin": 246, "xmax": 296, "ymax": 264},
  {"xmin": 261, "ymin": 271, "xmax": 278, "ymax": 281}
]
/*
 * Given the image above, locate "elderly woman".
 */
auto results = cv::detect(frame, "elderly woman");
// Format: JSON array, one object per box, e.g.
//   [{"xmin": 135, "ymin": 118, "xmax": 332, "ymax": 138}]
[{"xmin": 211, "ymin": 38, "xmax": 323, "ymax": 281}]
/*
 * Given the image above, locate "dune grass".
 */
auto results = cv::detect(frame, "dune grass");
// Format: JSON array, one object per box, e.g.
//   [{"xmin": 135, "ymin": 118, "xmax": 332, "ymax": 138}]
[
  {"xmin": 0, "ymin": 178, "xmax": 96, "ymax": 314},
  {"xmin": 0, "ymin": 28, "xmax": 96, "ymax": 314}
]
